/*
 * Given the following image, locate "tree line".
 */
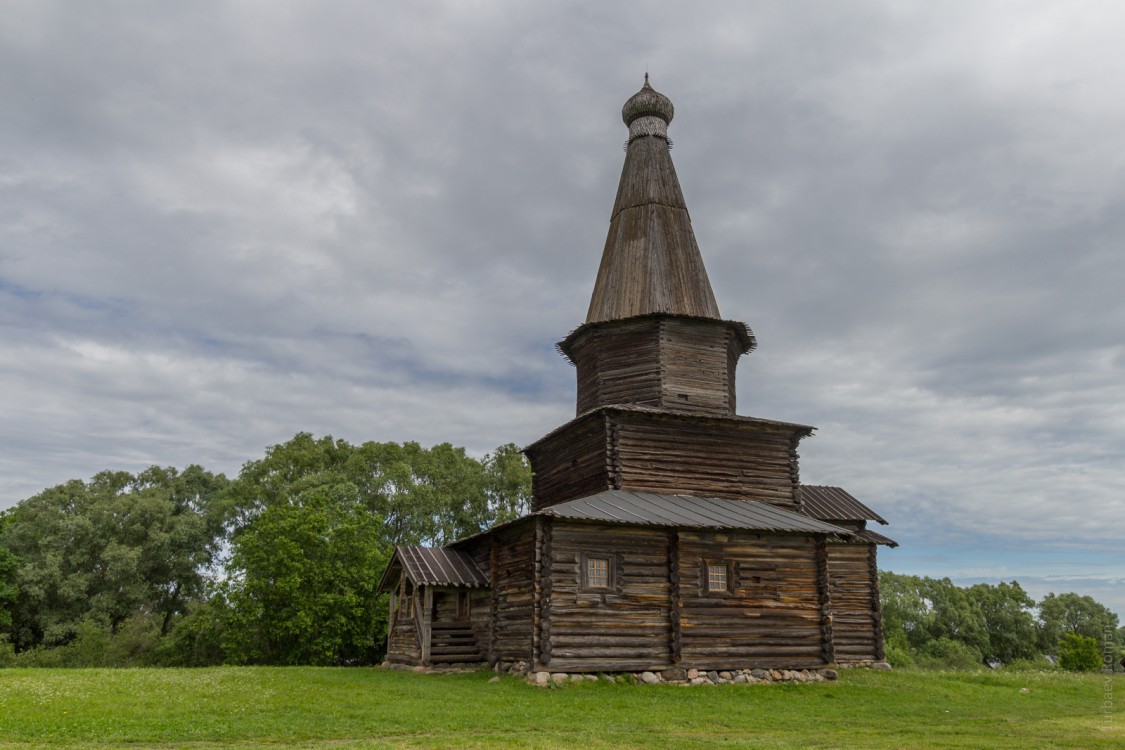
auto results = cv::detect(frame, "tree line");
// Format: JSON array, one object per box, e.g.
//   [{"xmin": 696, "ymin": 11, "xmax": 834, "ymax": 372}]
[
  {"xmin": 881, "ymin": 572, "xmax": 1122, "ymax": 671},
  {"xmin": 1, "ymin": 433, "xmax": 1120, "ymax": 670},
  {"xmin": 0, "ymin": 433, "xmax": 529, "ymax": 667}
]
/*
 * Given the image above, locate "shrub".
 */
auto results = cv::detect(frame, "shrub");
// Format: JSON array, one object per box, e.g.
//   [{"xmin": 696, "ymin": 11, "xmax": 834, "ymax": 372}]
[
  {"xmin": 1004, "ymin": 655, "xmax": 1059, "ymax": 672},
  {"xmin": 1057, "ymin": 633, "xmax": 1101, "ymax": 672},
  {"xmin": 885, "ymin": 642, "xmax": 916, "ymax": 669},
  {"xmin": 104, "ymin": 614, "xmax": 163, "ymax": 666},
  {"xmin": 914, "ymin": 637, "xmax": 983, "ymax": 670},
  {"xmin": 154, "ymin": 599, "xmax": 228, "ymax": 666}
]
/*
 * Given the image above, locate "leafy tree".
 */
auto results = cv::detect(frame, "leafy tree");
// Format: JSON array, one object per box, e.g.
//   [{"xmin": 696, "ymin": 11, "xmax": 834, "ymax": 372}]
[
  {"xmin": 1038, "ymin": 592, "xmax": 1120, "ymax": 654},
  {"xmin": 878, "ymin": 571, "xmax": 930, "ymax": 648},
  {"xmin": 223, "ymin": 433, "xmax": 533, "ymax": 548},
  {"xmin": 222, "ymin": 481, "xmax": 389, "ymax": 665},
  {"xmin": 0, "ymin": 515, "xmax": 17, "ymax": 634},
  {"xmin": 966, "ymin": 581, "xmax": 1038, "ymax": 664},
  {"xmin": 917, "ymin": 577, "xmax": 989, "ymax": 658},
  {"xmin": 217, "ymin": 433, "xmax": 532, "ymax": 665},
  {"xmin": 1, "ymin": 466, "xmax": 228, "ymax": 650},
  {"xmin": 482, "ymin": 442, "xmax": 532, "ymax": 526},
  {"xmin": 1057, "ymin": 633, "xmax": 1102, "ymax": 672}
]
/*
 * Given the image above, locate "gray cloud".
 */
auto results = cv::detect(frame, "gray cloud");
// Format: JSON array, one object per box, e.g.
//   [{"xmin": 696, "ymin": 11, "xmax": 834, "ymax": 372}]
[{"xmin": 2, "ymin": 1, "xmax": 1123, "ymax": 612}]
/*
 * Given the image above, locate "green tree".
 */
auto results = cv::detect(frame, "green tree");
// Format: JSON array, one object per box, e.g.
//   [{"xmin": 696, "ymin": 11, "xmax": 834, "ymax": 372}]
[
  {"xmin": 1, "ymin": 466, "xmax": 227, "ymax": 650},
  {"xmin": 482, "ymin": 442, "xmax": 532, "ymax": 526},
  {"xmin": 966, "ymin": 581, "xmax": 1038, "ymax": 664},
  {"xmin": 1057, "ymin": 633, "xmax": 1102, "ymax": 672},
  {"xmin": 878, "ymin": 571, "xmax": 930, "ymax": 649},
  {"xmin": 223, "ymin": 433, "xmax": 533, "ymax": 548},
  {"xmin": 217, "ymin": 433, "xmax": 532, "ymax": 665},
  {"xmin": 222, "ymin": 481, "xmax": 389, "ymax": 665},
  {"xmin": 1038, "ymin": 592, "xmax": 1120, "ymax": 655},
  {"xmin": 917, "ymin": 577, "xmax": 989, "ymax": 658},
  {"xmin": 0, "ymin": 515, "xmax": 18, "ymax": 634}
]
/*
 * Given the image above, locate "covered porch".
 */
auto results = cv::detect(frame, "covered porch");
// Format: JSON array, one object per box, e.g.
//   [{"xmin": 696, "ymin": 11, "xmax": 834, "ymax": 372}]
[{"xmin": 377, "ymin": 545, "xmax": 490, "ymax": 667}]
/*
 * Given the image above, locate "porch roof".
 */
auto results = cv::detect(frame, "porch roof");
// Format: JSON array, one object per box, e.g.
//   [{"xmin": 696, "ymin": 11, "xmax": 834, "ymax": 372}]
[{"xmin": 377, "ymin": 545, "xmax": 489, "ymax": 593}]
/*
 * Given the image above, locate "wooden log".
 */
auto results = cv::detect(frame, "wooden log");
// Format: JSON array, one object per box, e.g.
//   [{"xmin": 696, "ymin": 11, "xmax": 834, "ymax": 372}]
[{"xmin": 816, "ymin": 536, "xmax": 835, "ymax": 665}]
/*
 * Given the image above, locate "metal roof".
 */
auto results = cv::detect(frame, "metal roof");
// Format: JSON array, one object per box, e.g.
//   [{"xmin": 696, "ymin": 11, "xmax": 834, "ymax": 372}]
[
  {"xmin": 800, "ymin": 485, "xmax": 888, "ymax": 525},
  {"xmin": 540, "ymin": 490, "xmax": 853, "ymax": 537},
  {"xmin": 852, "ymin": 529, "xmax": 898, "ymax": 548},
  {"xmin": 381, "ymin": 546, "xmax": 489, "ymax": 591}
]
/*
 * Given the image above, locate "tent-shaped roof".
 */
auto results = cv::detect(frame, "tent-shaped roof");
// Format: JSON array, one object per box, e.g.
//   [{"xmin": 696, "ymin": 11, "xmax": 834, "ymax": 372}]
[{"xmin": 586, "ymin": 77, "xmax": 721, "ymax": 324}]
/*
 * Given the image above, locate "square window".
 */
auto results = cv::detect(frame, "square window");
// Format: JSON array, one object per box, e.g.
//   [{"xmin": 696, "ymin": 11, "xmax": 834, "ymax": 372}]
[
  {"xmin": 587, "ymin": 556, "xmax": 609, "ymax": 588},
  {"xmin": 707, "ymin": 563, "xmax": 728, "ymax": 592}
]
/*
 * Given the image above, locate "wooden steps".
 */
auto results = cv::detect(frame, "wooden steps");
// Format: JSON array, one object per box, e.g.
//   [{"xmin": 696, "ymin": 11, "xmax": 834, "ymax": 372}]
[{"xmin": 428, "ymin": 622, "xmax": 484, "ymax": 664}]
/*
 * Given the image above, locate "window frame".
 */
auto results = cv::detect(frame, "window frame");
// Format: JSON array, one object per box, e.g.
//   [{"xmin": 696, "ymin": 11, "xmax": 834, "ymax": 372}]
[
  {"xmin": 579, "ymin": 552, "xmax": 623, "ymax": 594},
  {"xmin": 701, "ymin": 558, "xmax": 736, "ymax": 596}
]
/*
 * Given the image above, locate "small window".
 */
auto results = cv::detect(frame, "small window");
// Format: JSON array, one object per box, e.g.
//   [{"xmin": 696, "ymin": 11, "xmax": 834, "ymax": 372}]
[
  {"xmin": 701, "ymin": 559, "xmax": 734, "ymax": 595},
  {"xmin": 587, "ymin": 556, "xmax": 610, "ymax": 588},
  {"xmin": 579, "ymin": 552, "xmax": 621, "ymax": 593},
  {"xmin": 707, "ymin": 563, "xmax": 728, "ymax": 592}
]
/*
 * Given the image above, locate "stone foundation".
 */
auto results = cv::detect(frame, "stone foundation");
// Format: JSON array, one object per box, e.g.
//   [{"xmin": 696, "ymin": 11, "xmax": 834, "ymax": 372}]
[
  {"xmin": 524, "ymin": 667, "xmax": 840, "ymax": 687},
  {"xmin": 382, "ymin": 660, "xmax": 889, "ymax": 682}
]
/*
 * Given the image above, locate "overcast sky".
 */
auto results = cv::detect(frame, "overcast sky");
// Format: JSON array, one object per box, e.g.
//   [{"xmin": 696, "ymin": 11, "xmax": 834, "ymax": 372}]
[{"xmin": 2, "ymin": 1, "xmax": 1123, "ymax": 616}]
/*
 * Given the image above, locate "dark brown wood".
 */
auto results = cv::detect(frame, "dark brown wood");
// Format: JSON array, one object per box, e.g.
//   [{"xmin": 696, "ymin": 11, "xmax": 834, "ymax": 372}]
[
  {"xmin": 816, "ymin": 537, "xmax": 836, "ymax": 665},
  {"xmin": 528, "ymin": 407, "xmax": 810, "ymax": 512},
  {"xmin": 678, "ymin": 531, "xmax": 825, "ymax": 669},
  {"xmin": 564, "ymin": 317, "xmax": 746, "ymax": 417},
  {"xmin": 540, "ymin": 518, "xmax": 553, "ymax": 667},
  {"xmin": 825, "ymin": 541, "xmax": 882, "ymax": 664},
  {"xmin": 585, "ymin": 132, "xmax": 720, "ymax": 324},
  {"xmin": 669, "ymin": 530, "xmax": 682, "ymax": 664},
  {"xmin": 544, "ymin": 522, "xmax": 672, "ymax": 672},
  {"xmin": 870, "ymin": 544, "xmax": 886, "ymax": 661}
]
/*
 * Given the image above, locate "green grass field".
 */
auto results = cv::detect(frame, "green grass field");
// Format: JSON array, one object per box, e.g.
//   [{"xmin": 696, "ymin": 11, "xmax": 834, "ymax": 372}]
[{"xmin": 0, "ymin": 667, "xmax": 1119, "ymax": 749}]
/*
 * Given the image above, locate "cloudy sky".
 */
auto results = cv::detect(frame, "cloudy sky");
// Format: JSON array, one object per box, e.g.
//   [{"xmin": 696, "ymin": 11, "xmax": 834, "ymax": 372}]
[{"xmin": 3, "ymin": 1, "xmax": 1123, "ymax": 616}]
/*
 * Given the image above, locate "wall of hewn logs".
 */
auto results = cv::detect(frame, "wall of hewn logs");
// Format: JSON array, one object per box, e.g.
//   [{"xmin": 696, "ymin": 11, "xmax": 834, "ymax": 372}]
[
  {"xmin": 659, "ymin": 318, "xmax": 739, "ymax": 415},
  {"xmin": 826, "ymin": 542, "xmax": 881, "ymax": 664},
  {"xmin": 568, "ymin": 319, "xmax": 663, "ymax": 414},
  {"xmin": 478, "ymin": 523, "xmax": 536, "ymax": 665},
  {"xmin": 527, "ymin": 412, "xmax": 610, "ymax": 512},
  {"xmin": 563, "ymin": 317, "xmax": 744, "ymax": 418},
  {"xmin": 542, "ymin": 521, "xmax": 673, "ymax": 673},
  {"xmin": 678, "ymin": 531, "xmax": 826, "ymax": 670},
  {"xmin": 528, "ymin": 408, "xmax": 810, "ymax": 512},
  {"xmin": 612, "ymin": 411, "xmax": 806, "ymax": 512},
  {"xmin": 398, "ymin": 528, "xmax": 888, "ymax": 672}
]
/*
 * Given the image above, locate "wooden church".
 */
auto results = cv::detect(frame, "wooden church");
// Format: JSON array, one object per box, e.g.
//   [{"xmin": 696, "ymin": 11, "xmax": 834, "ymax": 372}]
[{"xmin": 378, "ymin": 77, "xmax": 895, "ymax": 674}]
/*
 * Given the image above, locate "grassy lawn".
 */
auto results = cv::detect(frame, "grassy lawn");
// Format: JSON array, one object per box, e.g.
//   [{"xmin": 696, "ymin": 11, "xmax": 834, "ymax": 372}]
[{"xmin": 0, "ymin": 667, "xmax": 1120, "ymax": 749}]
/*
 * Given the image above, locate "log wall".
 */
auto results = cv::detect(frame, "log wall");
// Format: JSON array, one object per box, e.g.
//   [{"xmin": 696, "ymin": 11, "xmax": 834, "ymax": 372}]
[
  {"xmin": 489, "ymin": 523, "xmax": 536, "ymax": 665},
  {"xmin": 385, "ymin": 615, "xmax": 421, "ymax": 665},
  {"xmin": 543, "ymin": 522, "xmax": 672, "ymax": 672},
  {"xmin": 826, "ymin": 542, "xmax": 881, "ymax": 664},
  {"xmin": 570, "ymin": 319, "xmax": 663, "ymax": 415},
  {"xmin": 528, "ymin": 408, "xmax": 808, "ymax": 512},
  {"xmin": 658, "ymin": 318, "xmax": 738, "ymax": 415},
  {"xmin": 566, "ymin": 318, "xmax": 742, "ymax": 418},
  {"xmin": 458, "ymin": 539, "xmax": 493, "ymax": 654},
  {"xmin": 678, "ymin": 531, "xmax": 826, "ymax": 670},
  {"xmin": 612, "ymin": 411, "xmax": 803, "ymax": 511},
  {"xmin": 528, "ymin": 412, "xmax": 611, "ymax": 512}
]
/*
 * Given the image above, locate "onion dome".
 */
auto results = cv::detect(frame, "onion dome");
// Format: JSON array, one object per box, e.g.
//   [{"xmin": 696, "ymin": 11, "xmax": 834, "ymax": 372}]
[{"xmin": 621, "ymin": 74, "xmax": 674, "ymax": 142}]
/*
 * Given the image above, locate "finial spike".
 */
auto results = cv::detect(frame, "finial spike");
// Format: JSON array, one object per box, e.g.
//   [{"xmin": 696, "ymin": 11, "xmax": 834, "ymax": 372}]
[{"xmin": 644, "ymin": 71, "xmax": 649, "ymax": 85}]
